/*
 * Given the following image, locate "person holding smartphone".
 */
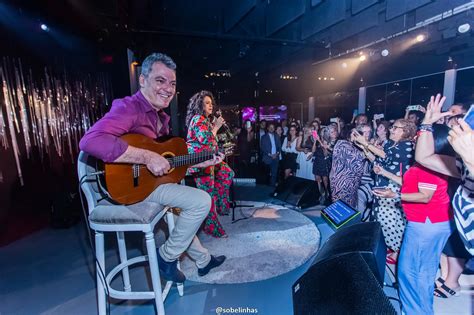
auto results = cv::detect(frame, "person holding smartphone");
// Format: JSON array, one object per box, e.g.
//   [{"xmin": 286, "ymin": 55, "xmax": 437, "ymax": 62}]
[
  {"xmin": 373, "ymin": 123, "xmax": 455, "ymax": 315},
  {"xmin": 353, "ymin": 118, "xmax": 417, "ymax": 264}
]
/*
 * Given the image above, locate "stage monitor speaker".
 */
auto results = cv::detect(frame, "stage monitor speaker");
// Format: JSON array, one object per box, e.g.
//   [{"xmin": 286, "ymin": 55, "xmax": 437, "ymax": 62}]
[
  {"xmin": 314, "ymin": 222, "xmax": 386, "ymax": 285},
  {"xmin": 292, "ymin": 252, "xmax": 396, "ymax": 315},
  {"xmin": 273, "ymin": 176, "xmax": 320, "ymax": 208}
]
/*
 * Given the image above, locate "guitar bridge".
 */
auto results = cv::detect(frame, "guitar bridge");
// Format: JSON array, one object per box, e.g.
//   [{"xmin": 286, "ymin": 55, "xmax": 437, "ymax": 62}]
[{"xmin": 133, "ymin": 164, "xmax": 140, "ymax": 187}]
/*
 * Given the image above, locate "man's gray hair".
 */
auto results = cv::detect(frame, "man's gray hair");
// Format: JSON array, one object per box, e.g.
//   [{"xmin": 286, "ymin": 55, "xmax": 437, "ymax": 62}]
[{"xmin": 141, "ymin": 53, "xmax": 177, "ymax": 77}]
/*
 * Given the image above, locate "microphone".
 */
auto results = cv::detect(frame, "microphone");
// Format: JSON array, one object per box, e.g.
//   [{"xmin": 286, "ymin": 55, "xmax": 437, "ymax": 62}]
[{"xmin": 214, "ymin": 110, "xmax": 232, "ymax": 133}]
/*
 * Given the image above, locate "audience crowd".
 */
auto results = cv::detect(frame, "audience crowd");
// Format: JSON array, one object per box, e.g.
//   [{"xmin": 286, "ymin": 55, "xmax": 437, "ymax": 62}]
[{"xmin": 220, "ymin": 95, "xmax": 473, "ymax": 314}]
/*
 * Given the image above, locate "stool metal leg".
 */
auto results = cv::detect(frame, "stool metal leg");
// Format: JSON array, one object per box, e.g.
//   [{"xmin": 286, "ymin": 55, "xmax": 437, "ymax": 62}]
[
  {"xmin": 165, "ymin": 211, "xmax": 184, "ymax": 296},
  {"xmin": 95, "ymin": 231, "xmax": 107, "ymax": 315},
  {"xmin": 116, "ymin": 232, "xmax": 132, "ymax": 292},
  {"xmin": 145, "ymin": 232, "xmax": 165, "ymax": 315}
]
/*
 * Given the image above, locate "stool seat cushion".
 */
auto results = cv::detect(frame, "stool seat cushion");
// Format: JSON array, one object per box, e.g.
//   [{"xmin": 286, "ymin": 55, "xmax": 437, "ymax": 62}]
[{"xmin": 89, "ymin": 200, "xmax": 165, "ymax": 225}]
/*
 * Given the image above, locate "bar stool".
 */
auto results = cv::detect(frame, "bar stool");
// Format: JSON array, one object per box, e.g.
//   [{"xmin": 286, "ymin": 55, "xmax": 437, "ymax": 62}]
[{"xmin": 77, "ymin": 152, "xmax": 183, "ymax": 315}]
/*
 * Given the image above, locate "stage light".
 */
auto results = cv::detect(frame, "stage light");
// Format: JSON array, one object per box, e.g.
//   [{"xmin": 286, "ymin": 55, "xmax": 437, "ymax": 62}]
[
  {"xmin": 359, "ymin": 55, "xmax": 367, "ymax": 61},
  {"xmin": 458, "ymin": 23, "xmax": 471, "ymax": 34},
  {"xmin": 381, "ymin": 49, "xmax": 389, "ymax": 57},
  {"xmin": 359, "ymin": 51, "xmax": 364, "ymax": 56},
  {"xmin": 416, "ymin": 34, "xmax": 425, "ymax": 42},
  {"xmin": 341, "ymin": 62, "xmax": 348, "ymax": 68},
  {"xmin": 40, "ymin": 24, "xmax": 49, "ymax": 32},
  {"xmin": 323, "ymin": 77, "xmax": 327, "ymax": 80}
]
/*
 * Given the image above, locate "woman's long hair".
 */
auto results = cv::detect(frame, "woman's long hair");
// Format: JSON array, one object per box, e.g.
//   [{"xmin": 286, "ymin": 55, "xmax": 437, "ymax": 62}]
[
  {"xmin": 185, "ymin": 90, "xmax": 216, "ymax": 128},
  {"xmin": 433, "ymin": 124, "xmax": 456, "ymax": 156}
]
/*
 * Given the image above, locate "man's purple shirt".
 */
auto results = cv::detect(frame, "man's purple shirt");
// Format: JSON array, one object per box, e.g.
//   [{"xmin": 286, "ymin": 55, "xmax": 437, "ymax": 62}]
[{"xmin": 79, "ymin": 91, "xmax": 170, "ymax": 162}]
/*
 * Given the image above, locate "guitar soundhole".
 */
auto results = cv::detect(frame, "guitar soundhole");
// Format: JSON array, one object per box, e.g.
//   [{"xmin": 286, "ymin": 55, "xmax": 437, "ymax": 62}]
[{"xmin": 162, "ymin": 151, "xmax": 176, "ymax": 174}]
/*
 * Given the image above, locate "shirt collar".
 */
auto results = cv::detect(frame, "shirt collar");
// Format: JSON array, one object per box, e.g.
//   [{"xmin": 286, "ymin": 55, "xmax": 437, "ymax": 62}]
[
  {"xmin": 135, "ymin": 90, "xmax": 170, "ymax": 119},
  {"xmin": 135, "ymin": 90, "xmax": 155, "ymax": 113}
]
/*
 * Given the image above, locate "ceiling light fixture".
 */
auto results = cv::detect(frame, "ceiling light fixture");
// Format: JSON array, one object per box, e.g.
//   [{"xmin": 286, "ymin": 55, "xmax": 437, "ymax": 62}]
[
  {"xmin": 416, "ymin": 34, "xmax": 425, "ymax": 42},
  {"xmin": 381, "ymin": 49, "xmax": 389, "ymax": 57},
  {"xmin": 458, "ymin": 23, "xmax": 471, "ymax": 33},
  {"xmin": 359, "ymin": 55, "xmax": 367, "ymax": 61}
]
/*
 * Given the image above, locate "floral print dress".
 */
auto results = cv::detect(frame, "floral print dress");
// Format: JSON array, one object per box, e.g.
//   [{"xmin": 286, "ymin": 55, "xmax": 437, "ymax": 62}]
[{"xmin": 187, "ymin": 114, "xmax": 235, "ymax": 237}]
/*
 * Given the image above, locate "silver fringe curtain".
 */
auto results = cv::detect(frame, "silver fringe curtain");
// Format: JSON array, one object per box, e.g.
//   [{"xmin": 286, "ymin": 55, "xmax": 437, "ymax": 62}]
[{"xmin": 0, "ymin": 57, "xmax": 112, "ymax": 185}]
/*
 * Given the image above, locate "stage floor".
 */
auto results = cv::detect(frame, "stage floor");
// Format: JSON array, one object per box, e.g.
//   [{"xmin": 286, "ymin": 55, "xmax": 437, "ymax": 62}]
[{"xmin": 1, "ymin": 184, "xmax": 472, "ymax": 314}]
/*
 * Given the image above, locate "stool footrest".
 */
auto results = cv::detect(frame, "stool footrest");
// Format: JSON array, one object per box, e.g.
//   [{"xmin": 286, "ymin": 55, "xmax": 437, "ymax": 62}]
[{"xmin": 105, "ymin": 255, "xmax": 175, "ymax": 301}]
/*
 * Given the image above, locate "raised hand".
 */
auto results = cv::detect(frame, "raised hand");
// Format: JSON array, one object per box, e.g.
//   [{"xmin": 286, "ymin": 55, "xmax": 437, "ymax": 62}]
[
  {"xmin": 214, "ymin": 116, "xmax": 226, "ymax": 130},
  {"xmin": 373, "ymin": 163, "xmax": 385, "ymax": 175},
  {"xmin": 422, "ymin": 94, "xmax": 451, "ymax": 125},
  {"xmin": 351, "ymin": 130, "xmax": 368, "ymax": 146}
]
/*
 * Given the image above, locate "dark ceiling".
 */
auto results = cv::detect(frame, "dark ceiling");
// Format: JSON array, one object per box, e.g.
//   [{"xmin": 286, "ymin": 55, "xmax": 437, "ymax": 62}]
[{"xmin": 4, "ymin": 0, "xmax": 474, "ymax": 104}]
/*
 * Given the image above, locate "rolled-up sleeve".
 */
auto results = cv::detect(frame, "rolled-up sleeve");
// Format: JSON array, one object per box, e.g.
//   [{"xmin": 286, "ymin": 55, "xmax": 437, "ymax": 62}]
[{"xmin": 79, "ymin": 100, "xmax": 136, "ymax": 162}]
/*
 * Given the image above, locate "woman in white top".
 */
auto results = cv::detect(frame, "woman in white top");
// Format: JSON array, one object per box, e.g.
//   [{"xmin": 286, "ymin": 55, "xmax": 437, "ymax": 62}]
[
  {"xmin": 281, "ymin": 125, "xmax": 299, "ymax": 179},
  {"xmin": 296, "ymin": 125, "xmax": 315, "ymax": 180}
]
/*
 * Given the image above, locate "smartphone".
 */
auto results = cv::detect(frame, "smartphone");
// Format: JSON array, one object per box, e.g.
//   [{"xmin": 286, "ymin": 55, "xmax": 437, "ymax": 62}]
[
  {"xmin": 406, "ymin": 105, "xmax": 424, "ymax": 112},
  {"xmin": 311, "ymin": 130, "xmax": 319, "ymax": 140},
  {"xmin": 330, "ymin": 117, "xmax": 338, "ymax": 123},
  {"xmin": 246, "ymin": 121, "xmax": 252, "ymax": 128},
  {"xmin": 374, "ymin": 113, "xmax": 384, "ymax": 120},
  {"xmin": 372, "ymin": 186, "xmax": 387, "ymax": 190},
  {"xmin": 463, "ymin": 104, "xmax": 474, "ymax": 129},
  {"xmin": 353, "ymin": 109, "xmax": 359, "ymax": 116}
]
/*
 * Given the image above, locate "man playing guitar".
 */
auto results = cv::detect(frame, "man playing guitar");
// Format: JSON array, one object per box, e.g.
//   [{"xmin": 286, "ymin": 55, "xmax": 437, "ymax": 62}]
[{"xmin": 79, "ymin": 52, "xmax": 226, "ymax": 283}]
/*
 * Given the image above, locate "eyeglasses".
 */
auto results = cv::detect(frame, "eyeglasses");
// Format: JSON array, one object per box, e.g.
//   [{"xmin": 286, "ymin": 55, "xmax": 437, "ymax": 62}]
[{"xmin": 390, "ymin": 125, "xmax": 405, "ymax": 130}]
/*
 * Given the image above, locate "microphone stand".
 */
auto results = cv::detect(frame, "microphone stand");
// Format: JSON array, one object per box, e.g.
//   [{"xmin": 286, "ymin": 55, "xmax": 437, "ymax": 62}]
[{"xmin": 214, "ymin": 110, "xmax": 255, "ymax": 223}]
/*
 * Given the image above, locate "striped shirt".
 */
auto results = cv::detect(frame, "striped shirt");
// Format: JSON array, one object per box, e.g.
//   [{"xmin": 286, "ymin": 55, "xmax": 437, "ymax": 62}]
[{"xmin": 453, "ymin": 158, "xmax": 474, "ymax": 255}]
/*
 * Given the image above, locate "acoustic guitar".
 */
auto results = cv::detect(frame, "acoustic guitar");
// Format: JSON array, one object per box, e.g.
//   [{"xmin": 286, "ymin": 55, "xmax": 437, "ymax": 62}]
[{"xmin": 101, "ymin": 134, "xmax": 233, "ymax": 205}]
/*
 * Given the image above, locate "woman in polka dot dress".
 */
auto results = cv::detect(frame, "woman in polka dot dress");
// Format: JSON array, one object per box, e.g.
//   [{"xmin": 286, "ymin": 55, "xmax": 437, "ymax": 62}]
[{"xmin": 372, "ymin": 119, "xmax": 417, "ymax": 262}]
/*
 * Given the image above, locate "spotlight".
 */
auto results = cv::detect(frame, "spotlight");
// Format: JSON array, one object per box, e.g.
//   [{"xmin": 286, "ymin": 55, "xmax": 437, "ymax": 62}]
[
  {"xmin": 381, "ymin": 49, "xmax": 389, "ymax": 57},
  {"xmin": 458, "ymin": 23, "xmax": 471, "ymax": 34},
  {"xmin": 40, "ymin": 24, "xmax": 49, "ymax": 32},
  {"xmin": 341, "ymin": 62, "xmax": 348, "ymax": 68},
  {"xmin": 416, "ymin": 34, "xmax": 425, "ymax": 42},
  {"xmin": 359, "ymin": 55, "xmax": 367, "ymax": 61}
]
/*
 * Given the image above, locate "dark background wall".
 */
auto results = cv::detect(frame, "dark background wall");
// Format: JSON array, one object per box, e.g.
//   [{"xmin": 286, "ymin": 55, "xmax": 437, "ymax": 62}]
[{"xmin": 1, "ymin": 0, "xmax": 474, "ymax": 244}]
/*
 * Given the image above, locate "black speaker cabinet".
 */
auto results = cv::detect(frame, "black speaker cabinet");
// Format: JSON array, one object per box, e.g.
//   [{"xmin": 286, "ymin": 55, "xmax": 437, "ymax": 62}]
[
  {"xmin": 292, "ymin": 252, "xmax": 396, "ymax": 315},
  {"xmin": 314, "ymin": 222, "xmax": 387, "ymax": 285},
  {"xmin": 273, "ymin": 176, "xmax": 320, "ymax": 208}
]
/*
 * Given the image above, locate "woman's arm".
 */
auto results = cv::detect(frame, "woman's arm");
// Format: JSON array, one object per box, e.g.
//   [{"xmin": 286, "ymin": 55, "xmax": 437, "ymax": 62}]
[
  {"xmin": 374, "ymin": 164, "xmax": 402, "ymax": 186},
  {"xmin": 415, "ymin": 94, "xmax": 460, "ymax": 177},
  {"xmin": 373, "ymin": 187, "xmax": 435, "ymax": 204},
  {"xmin": 296, "ymin": 136, "xmax": 305, "ymax": 152},
  {"xmin": 352, "ymin": 131, "xmax": 386, "ymax": 159}
]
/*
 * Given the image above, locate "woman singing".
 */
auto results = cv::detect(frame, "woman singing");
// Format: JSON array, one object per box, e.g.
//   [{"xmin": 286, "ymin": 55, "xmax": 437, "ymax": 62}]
[{"xmin": 185, "ymin": 90, "xmax": 234, "ymax": 238}]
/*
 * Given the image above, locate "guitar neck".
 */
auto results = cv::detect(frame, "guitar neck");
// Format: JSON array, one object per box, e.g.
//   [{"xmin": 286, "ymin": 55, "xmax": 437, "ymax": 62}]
[{"xmin": 167, "ymin": 151, "xmax": 215, "ymax": 168}]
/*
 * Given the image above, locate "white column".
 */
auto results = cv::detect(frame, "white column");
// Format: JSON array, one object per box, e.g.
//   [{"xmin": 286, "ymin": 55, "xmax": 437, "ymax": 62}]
[
  {"xmin": 443, "ymin": 69, "xmax": 456, "ymax": 110},
  {"xmin": 308, "ymin": 96, "xmax": 315, "ymax": 121},
  {"xmin": 358, "ymin": 87, "xmax": 367, "ymax": 113}
]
